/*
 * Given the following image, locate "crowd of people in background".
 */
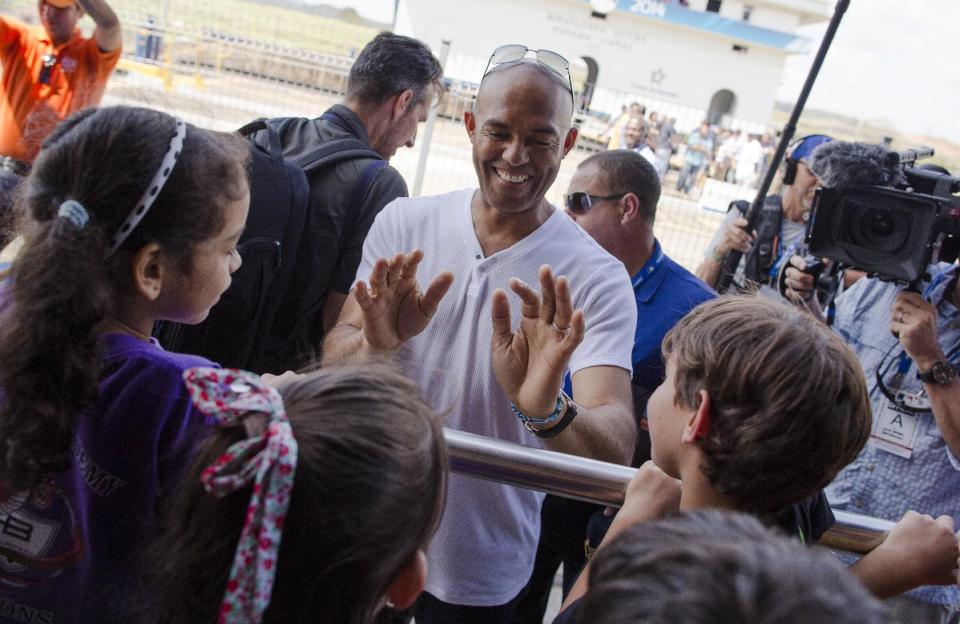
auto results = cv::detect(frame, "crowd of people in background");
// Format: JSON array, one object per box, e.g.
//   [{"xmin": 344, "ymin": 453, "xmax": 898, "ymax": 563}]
[
  {"xmin": 1, "ymin": 8, "xmax": 960, "ymax": 624},
  {"xmin": 600, "ymin": 102, "xmax": 776, "ymax": 197}
]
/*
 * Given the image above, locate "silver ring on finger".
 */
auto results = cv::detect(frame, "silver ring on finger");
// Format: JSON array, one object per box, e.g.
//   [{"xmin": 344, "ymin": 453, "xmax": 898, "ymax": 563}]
[{"xmin": 552, "ymin": 322, "xmax": 570, "ymax": 333}]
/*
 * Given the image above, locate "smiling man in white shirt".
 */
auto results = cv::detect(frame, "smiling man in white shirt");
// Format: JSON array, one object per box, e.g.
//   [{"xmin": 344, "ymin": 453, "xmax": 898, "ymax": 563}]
[{"xmin": 324, "ymin": 46, "xmax": 636, "ymax": 623}]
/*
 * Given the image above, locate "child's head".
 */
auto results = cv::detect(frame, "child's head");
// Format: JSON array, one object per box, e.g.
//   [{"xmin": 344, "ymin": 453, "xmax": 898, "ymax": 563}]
[
  {"xmin": 0, "ymin": 106, "xmax": 249, "ymax": 492},
  {"xmin": 572, "ymin": 509, "xmax": 883, "ymax": 624},
  {"xmin": 648, "ymin": 296, "xmax": 870, "ymax": 518},
  {"xmin": 151, "ymin": 363, "xmax": 447, "ymax": 624}
]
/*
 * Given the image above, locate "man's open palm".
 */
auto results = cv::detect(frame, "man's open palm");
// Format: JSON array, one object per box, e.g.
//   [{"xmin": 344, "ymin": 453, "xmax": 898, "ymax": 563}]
[
  {"xmin": 355, "ymin": 249, "xmax": 454, "ymax": 351},
  {"xmin": 491, "ymin": 265, "xmax": 584, "ymax": 416}
]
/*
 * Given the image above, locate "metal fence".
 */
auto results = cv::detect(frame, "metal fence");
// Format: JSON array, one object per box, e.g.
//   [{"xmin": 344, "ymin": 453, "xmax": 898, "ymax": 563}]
[
  {"xmin": 445, "ymin": 428, "xmax": 892, "ymax": 555},
  {"xmin": 0, "ymin": 0, "xmax": 801, "ymax": 272}
]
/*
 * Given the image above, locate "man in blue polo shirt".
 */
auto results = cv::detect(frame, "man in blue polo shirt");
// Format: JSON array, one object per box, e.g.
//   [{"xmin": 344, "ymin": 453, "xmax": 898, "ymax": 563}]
[{"xmin": 513, "ymin": 149, "xmax": 715, "ymax": 623}]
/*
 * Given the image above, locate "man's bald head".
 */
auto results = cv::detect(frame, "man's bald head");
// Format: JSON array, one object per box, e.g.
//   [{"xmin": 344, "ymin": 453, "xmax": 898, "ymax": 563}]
[{"xmin": 476, "ymin": 61, "xmax": 574, "ymax": 124}]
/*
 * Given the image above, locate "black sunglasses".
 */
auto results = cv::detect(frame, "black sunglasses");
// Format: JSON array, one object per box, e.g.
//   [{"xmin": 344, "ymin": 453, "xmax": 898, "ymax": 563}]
[
  {"xmin": 483, "ymin": 44, "xmax": 574, "ymax": 104},
  {"xmin": 38, "ymin": 53, "xmax": 57, "ymax": 86},
  {"xmin": 565, "ymin": 192, "xmax": 626, "ymax": 214}
]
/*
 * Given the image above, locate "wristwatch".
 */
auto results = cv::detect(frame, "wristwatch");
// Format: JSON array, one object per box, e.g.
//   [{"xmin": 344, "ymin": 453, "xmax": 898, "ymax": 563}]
[
  {"xmin": 917, "ymin": 361, "xmax": 957, "ymax": 385},
  {"xmin": 526, "ymin": 394, "xmax": 578, "ymax": 438},
  {"xmin": 512, "ymin": 391, "xmax": 579, "ymax": 438}
]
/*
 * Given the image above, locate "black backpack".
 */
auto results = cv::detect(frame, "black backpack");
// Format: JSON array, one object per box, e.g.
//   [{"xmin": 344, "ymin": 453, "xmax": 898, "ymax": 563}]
[{"xmin": 155, "ymin": 118, "xmax": 385, "ymax": 374}]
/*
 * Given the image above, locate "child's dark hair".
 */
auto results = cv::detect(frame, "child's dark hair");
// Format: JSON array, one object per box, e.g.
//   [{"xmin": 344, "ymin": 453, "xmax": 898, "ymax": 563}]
[
  {"xmin": 148, "ymin": 363, "xmax": 447, "ymax": 624},
  {"xmin": 661, "ymin": 296, "xmax": 871, "ymax": 519},
  {"xmin": 572, "ymin": 509, "xmax": 883, "ymax": 624},
  {"xmin": 0, "ymin": 106, "xmax": 249, "ymax": 492}
]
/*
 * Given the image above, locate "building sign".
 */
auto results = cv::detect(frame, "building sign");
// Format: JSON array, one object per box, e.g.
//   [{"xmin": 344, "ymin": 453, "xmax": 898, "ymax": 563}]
[{"xmin": 599, "ymin": 0, "xmax": 810, "ymax": 52}]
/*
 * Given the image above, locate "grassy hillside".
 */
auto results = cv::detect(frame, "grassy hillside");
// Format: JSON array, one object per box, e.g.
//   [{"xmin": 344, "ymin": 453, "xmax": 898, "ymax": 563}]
[
  {"xmin": 772, "ymin": 101, "xmax": 960, "ymax": 174},
  {"xmin": 0, "ymin": 0, "xmax": 382, "ymax": 57}
]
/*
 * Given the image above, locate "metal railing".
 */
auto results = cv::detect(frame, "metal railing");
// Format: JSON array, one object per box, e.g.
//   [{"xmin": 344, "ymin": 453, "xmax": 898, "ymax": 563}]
[{"xmin": 443, "ymin": 428, "xmax": 893, "ymax": 554}]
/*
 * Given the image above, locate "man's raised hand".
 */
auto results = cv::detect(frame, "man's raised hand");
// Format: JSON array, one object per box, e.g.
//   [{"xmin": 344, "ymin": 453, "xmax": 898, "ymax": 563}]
[
  {"xmin": 491, "ymin": 265, "xmax": 584, "ymax": 417},
  {"xmin": 354, "ymin": 249, "xmax": 453, "ymax": 352}
]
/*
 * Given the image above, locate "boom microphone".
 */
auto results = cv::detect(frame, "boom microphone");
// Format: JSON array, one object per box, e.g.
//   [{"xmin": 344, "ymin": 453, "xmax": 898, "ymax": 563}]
[
  {"xmin": 715, "ymin": 0, "xmax": 850, "ymax": 294},
  {"xmin": 809, "ymin": 141, "xmax": 905, "ymax": 190}
]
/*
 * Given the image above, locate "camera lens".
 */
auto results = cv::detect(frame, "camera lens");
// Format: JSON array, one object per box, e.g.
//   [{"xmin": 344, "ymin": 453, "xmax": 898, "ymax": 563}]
[
  {"xmin": 814, "ymin": 188, "xmax": 941, "ymax": 283},
  {"xmin": 869, "ymin": 212, "xmax": 895, "ymax": 238},
  {"xmin": 844, "ymin": 200, "xmax": 909, "ymax": 254}
]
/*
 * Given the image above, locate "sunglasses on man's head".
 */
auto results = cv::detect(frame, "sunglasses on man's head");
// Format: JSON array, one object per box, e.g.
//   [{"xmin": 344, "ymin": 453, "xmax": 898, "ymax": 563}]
[
  {"xmin": 483, "ymin": 44, "xmax": 574, "ymax": 103},
  {"xmin": 565, "ymin": 192, "xmax": 626, "ymax": 214}
]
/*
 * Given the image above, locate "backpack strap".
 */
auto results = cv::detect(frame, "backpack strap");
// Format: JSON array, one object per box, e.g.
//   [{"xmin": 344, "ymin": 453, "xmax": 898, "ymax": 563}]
[
  {"xmin": 293, "ymin": 137, "xmax": 386, "ymax": 244},
  {"xmin": 237, "ymin": 118, "xmax": 267, "ymax": 137},
  {"xmin": 291, "ymin": 137, "xmax": 381, "ymax": 171},
  {"xmin": 239, "ymin": 118, "xmax": 284, "ymax": 161}
]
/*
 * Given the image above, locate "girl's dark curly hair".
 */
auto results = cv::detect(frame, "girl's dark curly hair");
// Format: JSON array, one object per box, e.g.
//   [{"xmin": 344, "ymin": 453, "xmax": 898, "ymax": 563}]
[{"xmin": 0, "ymin": 106, "xmax": 248, "ymax": 493}]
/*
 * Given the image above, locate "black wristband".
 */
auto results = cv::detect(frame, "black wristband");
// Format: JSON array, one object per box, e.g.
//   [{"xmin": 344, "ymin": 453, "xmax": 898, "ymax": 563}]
[{"xmin": 524, "ymin": 393, "xmax": 578, "ymax": 438}]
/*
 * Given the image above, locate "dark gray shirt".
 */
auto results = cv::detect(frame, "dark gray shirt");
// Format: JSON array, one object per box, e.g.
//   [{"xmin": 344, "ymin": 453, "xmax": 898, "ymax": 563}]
[{"xmin": 275, "ymin": 104, "xmax": 408, "ymax": 296}]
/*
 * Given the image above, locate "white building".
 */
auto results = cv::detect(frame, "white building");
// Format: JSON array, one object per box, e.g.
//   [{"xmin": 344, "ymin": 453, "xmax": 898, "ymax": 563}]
[{"xmin": 395, "ymin": 0, "xmax": 831, "ymax": 126}]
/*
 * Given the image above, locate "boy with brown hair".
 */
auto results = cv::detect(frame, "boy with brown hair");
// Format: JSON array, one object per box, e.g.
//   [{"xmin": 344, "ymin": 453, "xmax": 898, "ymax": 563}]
[
  {"xmin": 569, "ymin": 509, "xmax": 885, "ymax": 624},
  {"xmin": 649, "ymin": 294, "xmax": 869, "ymax": 532},
  {"xmin": 559, "ymin": 296, "xmax": 960, "ymax": 620}
]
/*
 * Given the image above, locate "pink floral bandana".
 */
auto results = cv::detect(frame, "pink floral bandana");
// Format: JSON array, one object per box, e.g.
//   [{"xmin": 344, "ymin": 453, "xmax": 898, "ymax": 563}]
[{"xmin": 183, "ymin": 367, "xmax": 298, "ymax": 624}]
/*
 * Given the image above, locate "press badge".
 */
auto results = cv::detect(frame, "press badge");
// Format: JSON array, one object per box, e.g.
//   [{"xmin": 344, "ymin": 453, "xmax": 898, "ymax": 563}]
[{"xmin": 869, "ymin": 394, "xmax": 927, "ymax": 459}]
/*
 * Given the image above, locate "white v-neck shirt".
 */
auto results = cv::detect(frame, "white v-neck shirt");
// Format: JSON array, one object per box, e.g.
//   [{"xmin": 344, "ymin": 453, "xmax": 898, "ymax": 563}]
[{"xmin": 356, "ymin": 188, "xmax": 635, "ymax": 606}]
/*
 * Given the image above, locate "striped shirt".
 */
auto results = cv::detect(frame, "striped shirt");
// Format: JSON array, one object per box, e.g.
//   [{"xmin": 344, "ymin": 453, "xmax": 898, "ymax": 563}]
[{"xmin": 828, "ymin": 264, "xmax": 960, "ymax": 605}]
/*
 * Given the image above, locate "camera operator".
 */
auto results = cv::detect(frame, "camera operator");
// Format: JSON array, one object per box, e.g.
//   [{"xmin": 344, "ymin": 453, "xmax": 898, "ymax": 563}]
[
  {"xmin": 695, "ymin": 134, "xmax": 833, "ymax": 295},
  {"xmin": 828, "ymin": 262, "xmax": 960, "ymax": 620},
  {"xmin": 785, "ymin": 152, "xmax": 960, "ymax": 620}
]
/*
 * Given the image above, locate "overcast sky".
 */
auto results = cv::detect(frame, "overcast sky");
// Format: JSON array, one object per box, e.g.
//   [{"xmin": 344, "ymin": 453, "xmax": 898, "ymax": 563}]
[
  {"xmin": 312, "ymin": 0, "xmax": 960, "ymax": 143},
  {"xmin": 776, "ymin": 0, "xmax": 960, "ymax": 143}
]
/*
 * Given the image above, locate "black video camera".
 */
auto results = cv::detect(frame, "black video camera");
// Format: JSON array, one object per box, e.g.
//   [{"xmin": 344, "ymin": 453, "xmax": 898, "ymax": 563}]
[{"xmin": 806, "ymin": 148, "xmax": 960, "ymax": 284}]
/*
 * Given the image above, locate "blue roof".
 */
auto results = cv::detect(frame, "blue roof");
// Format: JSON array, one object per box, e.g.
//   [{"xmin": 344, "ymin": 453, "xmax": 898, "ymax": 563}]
[{"xmin": 601, "ymin": 0, "xmax": 811, "ymax": 53}]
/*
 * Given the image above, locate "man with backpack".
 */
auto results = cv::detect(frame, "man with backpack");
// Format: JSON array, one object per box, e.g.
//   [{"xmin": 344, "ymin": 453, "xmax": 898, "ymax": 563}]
[{"xmin": 158, "ymin": 32, "xmax": 443, "ymax": 373}]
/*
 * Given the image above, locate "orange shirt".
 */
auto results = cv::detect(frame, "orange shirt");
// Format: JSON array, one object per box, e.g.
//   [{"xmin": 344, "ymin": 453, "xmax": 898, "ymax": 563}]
[{"xmin": 0, "ymin": 17, "xmax": 120, "ymax": 162}]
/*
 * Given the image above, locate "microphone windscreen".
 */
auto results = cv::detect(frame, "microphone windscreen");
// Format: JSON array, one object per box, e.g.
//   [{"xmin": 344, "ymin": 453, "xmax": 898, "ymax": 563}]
[{"xmin": 809, "ymin": 141, "xmax": 905, "ymax": 189}]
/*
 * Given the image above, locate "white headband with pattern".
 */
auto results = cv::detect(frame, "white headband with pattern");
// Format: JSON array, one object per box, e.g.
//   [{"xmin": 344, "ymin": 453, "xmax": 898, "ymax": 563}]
[{"xmin": 104, "ymin": 118, "xmax": 187, "ymax": 257}]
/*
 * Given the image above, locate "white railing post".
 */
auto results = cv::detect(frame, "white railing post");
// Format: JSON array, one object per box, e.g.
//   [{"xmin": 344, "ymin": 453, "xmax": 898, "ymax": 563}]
[{"xmin": 411, "ymin": 38, "xmax": 451, "ymax": 198}]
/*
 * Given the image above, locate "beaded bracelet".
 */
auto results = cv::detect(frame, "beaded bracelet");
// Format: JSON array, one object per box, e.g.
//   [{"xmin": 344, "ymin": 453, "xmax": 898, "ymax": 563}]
[{"xmin": 510, "ymin": 394, "xmax": 564, "ymax": 427}]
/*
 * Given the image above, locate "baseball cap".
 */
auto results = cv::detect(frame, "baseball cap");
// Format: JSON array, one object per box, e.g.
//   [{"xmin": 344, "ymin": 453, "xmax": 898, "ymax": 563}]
[
  {"xmin": 44, "ymin": 0, "xmax": 76, "ymax": 8},
  {"xmin": 789, "ymin": 134, "xmax": 833, "ymax": 164}
]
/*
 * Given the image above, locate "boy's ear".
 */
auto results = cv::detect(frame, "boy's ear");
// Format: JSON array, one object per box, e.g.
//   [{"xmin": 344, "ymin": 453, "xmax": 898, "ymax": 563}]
[
  {"xmin": 130, "ymin": 242, "xmax": 166, "ymax": 301},
  {"xmin": 682, "ymin": 389, "xmax": 712, "ymax": 444},
  {"xmin": 385, "ymin": 549, "xmax": 427, "ymax": 610}
]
